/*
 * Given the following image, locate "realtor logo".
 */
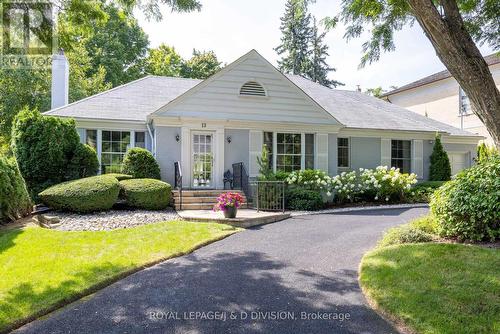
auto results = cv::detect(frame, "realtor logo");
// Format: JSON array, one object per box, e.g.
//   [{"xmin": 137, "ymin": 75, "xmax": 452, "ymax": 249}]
[{"xmin": 0, "ymin": 0, "xmax": 56, "ymax": 68}]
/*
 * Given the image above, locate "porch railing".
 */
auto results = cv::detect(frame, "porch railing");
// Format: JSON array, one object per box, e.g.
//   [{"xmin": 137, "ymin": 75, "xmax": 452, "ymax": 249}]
[
  {"xmin": 249, "ymin": 181, "xmax": 285, "ymax": 212},
  {"xmin": 232, "ymin": 162, "xmax": 250, "ymax": 198},
  {"xmin": 174, "ymin": 161, "xmax": 182, "ymax": 210}
]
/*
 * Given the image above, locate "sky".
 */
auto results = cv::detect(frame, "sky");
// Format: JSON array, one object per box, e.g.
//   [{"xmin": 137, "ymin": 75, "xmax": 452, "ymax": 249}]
[{"xmin": 136, "ymin": 0, "xmax": 495, "ymax": 91}]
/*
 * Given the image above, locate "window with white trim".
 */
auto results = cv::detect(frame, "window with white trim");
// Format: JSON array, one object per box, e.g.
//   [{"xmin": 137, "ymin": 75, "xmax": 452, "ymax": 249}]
[
  {"xmin": 391, "ymin": 140, "xmax": 411, "ymax": 173},
  {"xmin": 277, "ymin": 133, "xmax": 301, "ymax": 172},
  {"xmin": 135, "ymin": 131, "xmax": 146, "ymax": 148},
  {"xmin": 101, "ymin": 131, "xmax": 131, "ymax": 173},
  {"xmin": 337, "ymin": 138, "xmax": 349, "ymax": 168},
  {"xmin": 240, "ymin": 81, "xmax": 266, "ymax": 97},
  {"xmin": 86, "ymin": 129, "xmax": 97, "ymax": 149},
  {"xmin": 305, "ymin": 134, "xmax": 314, "ymax": 169}
]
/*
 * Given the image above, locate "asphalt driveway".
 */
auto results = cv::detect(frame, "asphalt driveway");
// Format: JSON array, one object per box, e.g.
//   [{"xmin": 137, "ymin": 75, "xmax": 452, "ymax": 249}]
[{"xmin": 16, "ymin": 207, "xmax": 428, "ymax": 334}]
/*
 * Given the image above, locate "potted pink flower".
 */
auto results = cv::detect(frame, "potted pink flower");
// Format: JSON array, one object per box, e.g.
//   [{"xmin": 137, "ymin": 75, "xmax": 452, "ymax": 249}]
[{"xmin": 213, "ymin": 192, "xmax": 244, "ymax": 218}]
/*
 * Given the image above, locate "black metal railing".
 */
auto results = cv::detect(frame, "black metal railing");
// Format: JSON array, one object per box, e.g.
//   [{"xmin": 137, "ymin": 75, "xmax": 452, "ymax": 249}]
[
  {"xmin": 232, "ymin": 162, "xmax": 250, "ymax": 198},
  {"xmin": 249, "ymin": 181, "xmax": 285, "ymax": 212},
  {"xmin": 174, "ymin": 161, "xmax": 182, "ymax": 210}
]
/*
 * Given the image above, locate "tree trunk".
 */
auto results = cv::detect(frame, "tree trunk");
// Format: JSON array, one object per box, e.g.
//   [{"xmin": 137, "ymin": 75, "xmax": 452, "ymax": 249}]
[{"xmin": 408, "ymin": 0, "xmax": 500, "ymax": 149}]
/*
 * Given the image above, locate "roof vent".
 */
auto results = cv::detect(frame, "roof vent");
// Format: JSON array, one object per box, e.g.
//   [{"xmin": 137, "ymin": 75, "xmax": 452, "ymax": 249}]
[{"xmin": 240, "ymin": 81, "xmax": 266, "ymax": 97}]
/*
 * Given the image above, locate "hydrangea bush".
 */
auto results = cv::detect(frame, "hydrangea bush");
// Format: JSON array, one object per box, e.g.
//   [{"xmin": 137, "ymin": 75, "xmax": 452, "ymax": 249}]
[
  {"xmin": 284, "ymin": 167, "xmax": 417, "ymax": 204},
  {"xmin": 285, "ymin": 169, "xmax": 332, "ymax": 193}
]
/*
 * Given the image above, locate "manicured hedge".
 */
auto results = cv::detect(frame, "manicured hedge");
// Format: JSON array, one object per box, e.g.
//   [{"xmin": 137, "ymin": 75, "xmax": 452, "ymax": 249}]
[
  {"xmin": 286, "ymin": 188, "xmax": 324, "ymax": 211},
  {"xmin": 122, "ymin": 148, "xmax": 161, "ymax": 179},
  {"xmin": 119, "ymin": 179, "xmax": 171, "ymax": 210},
  {"xmin": 39, "ymin": 175, "xmax": 120, "ymax": 213},
  {"xmin": 104, "ymin": 173, "xmax": 133, "ymax": 181},
  {"xmin": 11, "ymin": 108, "xmax": 98, "ymax": 199},
  {"xmin": 431, "ymin": 156, "xmax": 500, "ymax": 241},
  {"xmin": 0, "ymin": 156, "xmax": 32, "ymax": 223}
]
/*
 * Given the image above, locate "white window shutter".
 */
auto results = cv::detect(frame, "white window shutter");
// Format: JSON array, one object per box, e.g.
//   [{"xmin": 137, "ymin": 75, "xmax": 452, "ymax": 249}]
[
  {"xmin": 249, "ymin": 130, "xmax": 263, "ymax": 177},
  {"xmin": 411, "ymin": 139, "xmax": 424, "ymax": 179},
  {"xmin": 381, "ymin": 138, "xmax": 391, "ymax": 167},
  {"xmin": 316, "ymin": 133, "xmax": 328, "ymax": 173}
]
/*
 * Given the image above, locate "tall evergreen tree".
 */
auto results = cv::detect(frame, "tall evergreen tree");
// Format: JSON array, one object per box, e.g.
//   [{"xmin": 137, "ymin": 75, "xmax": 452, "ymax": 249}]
[
  {"xmin": 275, "ymin": 0, "xmax": 312, "ymax": 75},
  {"xmin": 429, "ymin": 134, "xmax": 451, "ymax": 181},
  {"xmin": 307, "ymin": 17, "xmax": 342, "ymax": 88}
]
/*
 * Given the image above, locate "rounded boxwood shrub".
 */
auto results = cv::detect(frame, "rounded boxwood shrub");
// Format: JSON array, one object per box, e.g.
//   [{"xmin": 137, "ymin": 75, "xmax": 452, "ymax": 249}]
[
  {"xmin": 122, "ymin": 148, "xmax": 161, "ymax": 179},
  {"xmin": 119, "ymin": 179, "xmax": 171, "ymax": 210},
  {"xmin": 430, "ymin": 156, "xmax": 500, "ymax": 241},
  {"xmin": 286, "ymin": 188, "xmax": 324, "ymax": 211},
  {"xmin": 104, "ymin": 173, "xmax": 133, "ymax": 181},
  {"xmin": 0, "ymin": 156, "xmax": 32, "ymax": 223},
  {"xmin": 39, "ymin": 175, "xmax": 120, "ymax": 213},
  {"xmin": 65, "ymin": 144, "xmax": 99, "ymax": 179},
  {"xmin": 378, "ymin": 225, "xmax": 434, "ymax": 248}
]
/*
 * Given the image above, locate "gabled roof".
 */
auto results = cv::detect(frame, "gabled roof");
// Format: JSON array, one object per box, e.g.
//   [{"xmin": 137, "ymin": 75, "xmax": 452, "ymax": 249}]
[
  {"xmin": 381, "ymin": 53, "xmax": 500, "ymax": 97},
  {"xmin": 45, "ymin": 76, "xmax": 201, "ymax": 122},
  {"xmin": 286, "ymin": 75, "xmax": 476, "ymax": 136},
  {"xmin": 44, "ymin": 49, "xmax": 480, "ymax": 137}
]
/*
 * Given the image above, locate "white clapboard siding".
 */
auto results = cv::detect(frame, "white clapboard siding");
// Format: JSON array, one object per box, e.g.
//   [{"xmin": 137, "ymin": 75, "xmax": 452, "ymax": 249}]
[
  {"xmin": 316, "ymin": 133, "xmax": 329, "ymax": 173},
  {"xmin": 411, "ymin": 139, "xmax": 424, "ymax": 179},
  {"xmin": 249, "ymin": 130, "xmax": 263, "ymax": 177},
  {"xmin": 381, "ymin": 138, "xmax": 392, "ymax": 167},
  {"xmin": 158, "ymin": 52, "xmax": 338, "ymax": 125}
]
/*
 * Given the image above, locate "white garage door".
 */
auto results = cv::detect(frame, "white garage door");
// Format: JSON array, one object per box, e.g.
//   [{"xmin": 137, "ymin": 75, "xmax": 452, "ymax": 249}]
[{"xmin": 448, "ymin": 153, "xmax": 469, "ymax": 175}]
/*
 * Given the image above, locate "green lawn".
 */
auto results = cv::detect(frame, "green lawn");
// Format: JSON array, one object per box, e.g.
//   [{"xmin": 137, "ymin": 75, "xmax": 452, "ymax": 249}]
[
  {"xmin": 0, "ymin": 221, "xmax": 240, "ymax": 332},
  {"xmin": 360, "ymin": 243, "xmax": 500, "ymax": 334}
]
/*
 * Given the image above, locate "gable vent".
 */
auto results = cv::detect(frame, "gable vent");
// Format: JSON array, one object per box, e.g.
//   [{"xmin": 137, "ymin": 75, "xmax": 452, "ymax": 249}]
[{"xmin": 240, "ymin": 81, "xmax": 266, "ymax": 97}]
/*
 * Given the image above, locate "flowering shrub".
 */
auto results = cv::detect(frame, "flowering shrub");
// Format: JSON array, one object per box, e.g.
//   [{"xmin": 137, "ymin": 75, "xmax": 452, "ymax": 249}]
[
  {"xmin": 286, "ymin": 169, "xmax": 333, "ymax": 193},
  {"xmin": 213, "ymin": 192, "xmax": 244, "ymax": 212},
  {"xmin": 330, "ymin": 171, "xmax": 358, "ymax": 202},
  {"xmin": 359, "ymin": 166, "xmax": 417, "ymax": 202}
]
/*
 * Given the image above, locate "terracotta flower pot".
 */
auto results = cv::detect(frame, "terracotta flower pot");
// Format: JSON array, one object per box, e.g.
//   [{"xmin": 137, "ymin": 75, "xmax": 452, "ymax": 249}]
[{"xmin": 224, "ymin": 206, "xmax": 237, "ymax": 218}]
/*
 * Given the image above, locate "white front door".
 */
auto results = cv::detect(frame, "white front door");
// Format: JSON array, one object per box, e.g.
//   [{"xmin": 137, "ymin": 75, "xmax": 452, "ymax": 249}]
[{"xmin": 192, "ymin": 132, "xmax": 214, "ymax": 188}]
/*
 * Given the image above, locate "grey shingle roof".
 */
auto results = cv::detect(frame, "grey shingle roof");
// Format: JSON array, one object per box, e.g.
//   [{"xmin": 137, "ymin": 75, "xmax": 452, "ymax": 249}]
[
  {"xmin": 286, "ymin": 74, "xmax": 477, "ymax": 136},
  {"xmin": 381, "ymin": 53, "xmax": 500, "ymax": 97},
  {"xmin": 44, "ymin": 76, "xmax": 201, "ymax": 122},
  {"xmin": 44, "ymin": 71, "xmax": 478, "ymax": 137}
]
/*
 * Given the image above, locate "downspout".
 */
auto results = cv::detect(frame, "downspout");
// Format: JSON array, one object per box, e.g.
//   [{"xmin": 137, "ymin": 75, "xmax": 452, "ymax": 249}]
[{"xmin": 147, "ymin": 121, "xmax": 155, "ymax": 157}]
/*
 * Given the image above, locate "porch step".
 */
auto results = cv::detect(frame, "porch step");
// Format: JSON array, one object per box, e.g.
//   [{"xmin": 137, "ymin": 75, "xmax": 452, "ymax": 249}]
[{"xmin": 172, "ymin": 189, "xmax": 247, "ymax": 211}]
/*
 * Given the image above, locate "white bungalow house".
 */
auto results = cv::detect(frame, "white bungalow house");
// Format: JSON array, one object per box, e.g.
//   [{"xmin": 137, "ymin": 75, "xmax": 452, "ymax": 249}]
[{"xmin": 45, "ymin": 50, "xmax": 482, "ymax": 189}]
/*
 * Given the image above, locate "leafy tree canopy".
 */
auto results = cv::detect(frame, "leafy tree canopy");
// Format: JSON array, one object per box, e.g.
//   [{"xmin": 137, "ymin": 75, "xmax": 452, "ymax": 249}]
[
  {"xmin": 181, "ymin": 49, "xmax": 223, "ymax": 79},
  {"xmin": 144, "ymin": 44, "xmax": 184, "ymax": 77}
]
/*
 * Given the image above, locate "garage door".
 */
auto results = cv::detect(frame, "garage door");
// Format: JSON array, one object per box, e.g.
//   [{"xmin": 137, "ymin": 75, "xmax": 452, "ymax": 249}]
[{"xmin": 448, "ymin": 153, "xmax": 469, "ymax": 175}]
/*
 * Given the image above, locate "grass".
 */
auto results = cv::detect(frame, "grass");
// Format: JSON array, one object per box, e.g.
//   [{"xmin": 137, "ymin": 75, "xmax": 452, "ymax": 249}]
[
  {"xmin": 360, "ymin": 243, "xmax": 500, "ymax": 334},
  {"xmin": 0, "ymin": 221, "xmax": 240, "ymax": 332}
]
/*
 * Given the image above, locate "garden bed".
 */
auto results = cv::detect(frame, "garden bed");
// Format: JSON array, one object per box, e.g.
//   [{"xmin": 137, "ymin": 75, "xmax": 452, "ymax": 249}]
[{"xmin": 52, "ymin": 208, "xmax": 179, "ymax": 231}]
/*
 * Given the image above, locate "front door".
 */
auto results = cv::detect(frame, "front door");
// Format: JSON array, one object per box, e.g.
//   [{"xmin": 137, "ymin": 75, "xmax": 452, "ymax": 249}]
[{"xmin": 192, "ymin": 132, "xmax": 214, "ymax": 188}]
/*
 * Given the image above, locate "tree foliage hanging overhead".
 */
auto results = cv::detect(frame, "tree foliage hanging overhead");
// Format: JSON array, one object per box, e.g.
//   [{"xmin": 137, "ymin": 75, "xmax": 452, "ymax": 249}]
[{"xmin": 324, "ymin": 0, "xmax": 500, "ymax": 148}]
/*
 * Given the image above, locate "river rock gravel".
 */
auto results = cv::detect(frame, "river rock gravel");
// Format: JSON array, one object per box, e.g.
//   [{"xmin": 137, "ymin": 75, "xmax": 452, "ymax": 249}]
[{"xmin": 53, "ymin": 209, "xmax": 179, "ymax": 231}]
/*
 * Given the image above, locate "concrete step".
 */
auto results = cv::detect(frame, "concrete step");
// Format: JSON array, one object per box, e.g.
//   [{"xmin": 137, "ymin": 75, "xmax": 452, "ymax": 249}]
[{"xmin": 172, "ymin": 190, "xmax": 245, "ymax": 197}]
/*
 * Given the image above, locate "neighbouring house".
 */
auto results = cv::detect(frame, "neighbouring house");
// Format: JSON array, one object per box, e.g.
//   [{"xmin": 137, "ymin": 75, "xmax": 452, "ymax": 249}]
[
  {"xmin": 45, "ymin": 50, "xmax": 482, "ymax": 188},
  {"xmin": 381, "ymin": 53, "xmax": 499, "ymax": 146}
]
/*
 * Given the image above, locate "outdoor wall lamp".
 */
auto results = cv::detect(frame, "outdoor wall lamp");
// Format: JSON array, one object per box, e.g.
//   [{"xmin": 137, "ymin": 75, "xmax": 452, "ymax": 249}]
[
  {"xmin": 226, "ymin": 136, "xmax": 232, "ymax": 144},
  {"xmin": 175, "ymin": 134, "xmax": 180, "ymax": 142}
]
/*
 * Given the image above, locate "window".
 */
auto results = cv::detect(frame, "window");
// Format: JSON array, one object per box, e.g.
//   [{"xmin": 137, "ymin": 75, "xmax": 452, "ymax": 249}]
[
  {"xmin": 391, "ymin": 140, "xmax": 411, "ymax": 173},
  {"xmin": 305, "ymin": 134, "xmax": 314, "ymax": 169},
  {"xmin": 337, "ymin": 138, "xmax": 349, "ymax": 168},
  {"xmin": 459, "ymin": 87, "xmax": 471, "ymax": 115},
  {"xmin": 86, "ymin": 129, "xmax": 97, "ymax": 149},
  {"xmin": 135, "ymin": 131, "xmax": 146, "ymax": 149},
  {"xmin": 101, "ymin": 131, "xmax": 131, "ymax": 174},
  {"xmin": 240, "ymin": 81, "xmax": 266, "ymax": 97},
  {"xmin": 263, "ymin": 132, "xmax": 273, "ymax": 169},
  {"xmin": 276, "ymin": 133, "xmax": 301, "ymax": 172}
]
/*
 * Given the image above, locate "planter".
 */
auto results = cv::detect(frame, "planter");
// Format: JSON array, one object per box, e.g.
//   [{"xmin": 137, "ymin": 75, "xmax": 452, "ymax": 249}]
[{"xmin": 223, "ymin": 206, "xmax": 237, "ymax": 218}]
